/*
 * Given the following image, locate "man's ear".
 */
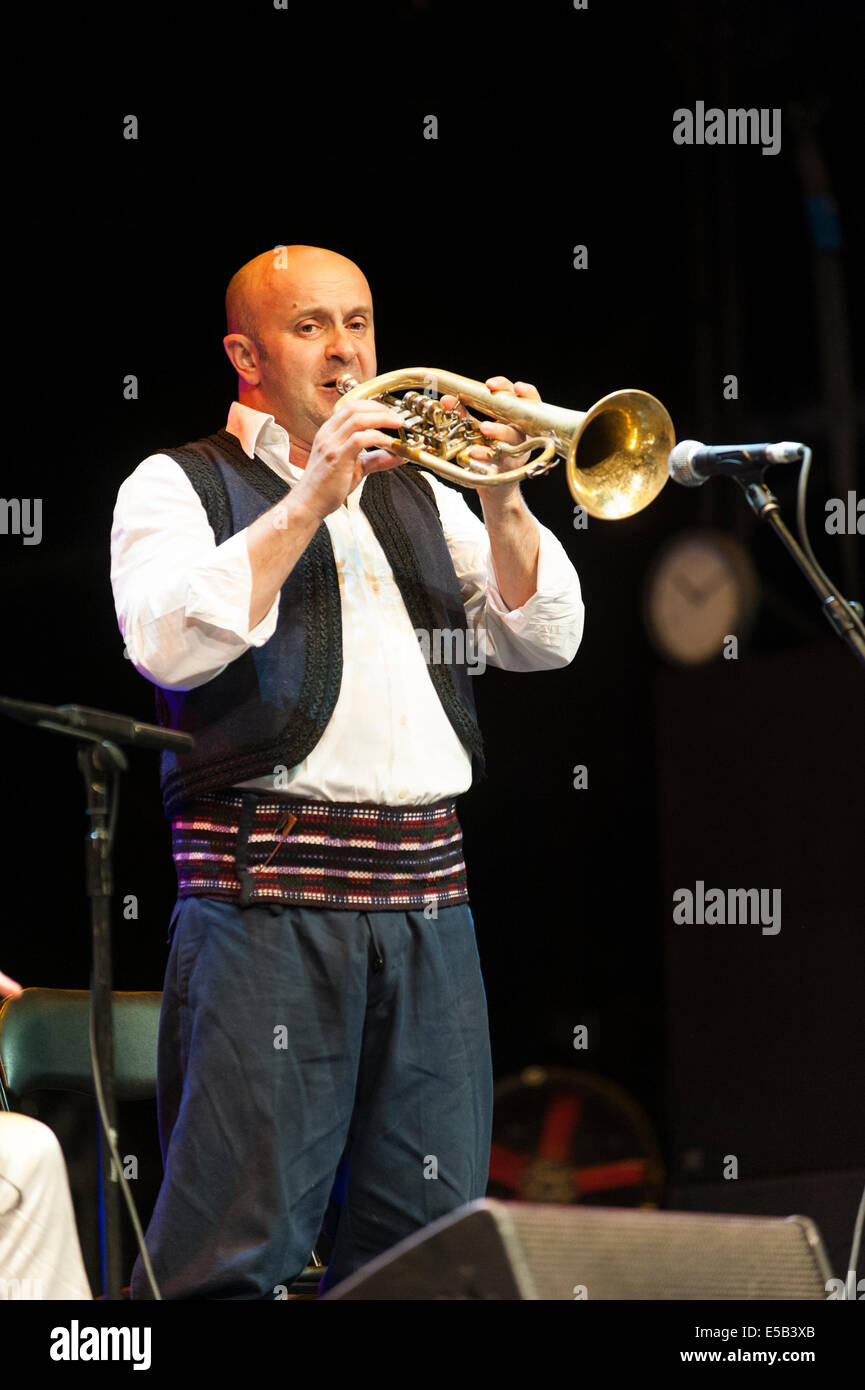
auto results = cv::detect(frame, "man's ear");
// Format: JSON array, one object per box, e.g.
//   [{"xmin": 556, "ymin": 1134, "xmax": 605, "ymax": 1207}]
[{"xmin": 223, "ymin": 333, "xmax": 260, "ymax": 385}]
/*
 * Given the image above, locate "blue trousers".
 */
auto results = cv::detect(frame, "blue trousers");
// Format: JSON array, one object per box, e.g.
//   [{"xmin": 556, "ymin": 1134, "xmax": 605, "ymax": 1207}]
[{"xmin": 130, "ymin": 897, "xmax": 493, "ymax": 1299}]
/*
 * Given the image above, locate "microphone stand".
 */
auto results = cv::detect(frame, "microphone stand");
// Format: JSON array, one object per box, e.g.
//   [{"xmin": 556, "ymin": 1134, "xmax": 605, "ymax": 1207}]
[
  {"xmin": 736, "ymin": 477, "xmax": 865, "ymax": 670},
  {"xmin": 76, "ymin": 729, "xmax": 126, "ymax": 1302},
  {"xmin": 0, "ymin": 697, "xmax": 193, "ymax": 1299}
]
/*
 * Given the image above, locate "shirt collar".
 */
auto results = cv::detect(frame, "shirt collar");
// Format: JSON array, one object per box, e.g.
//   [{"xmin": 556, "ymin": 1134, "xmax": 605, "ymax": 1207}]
[{"xmin": 225, "ymin": 401, "xmax": 303, "ymax": 482}]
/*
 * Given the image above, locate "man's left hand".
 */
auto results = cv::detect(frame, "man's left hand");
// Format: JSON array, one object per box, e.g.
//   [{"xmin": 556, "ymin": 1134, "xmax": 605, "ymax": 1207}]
[{"xmin": 439, "ymin": 376, "xmax": 541, "ymax": 505}]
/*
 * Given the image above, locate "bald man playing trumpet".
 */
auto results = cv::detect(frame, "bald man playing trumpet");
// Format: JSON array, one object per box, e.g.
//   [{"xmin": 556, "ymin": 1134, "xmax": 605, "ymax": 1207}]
[{"xmin": 111, "ymin": 244, "xmax": 584, "ymax": 1299}]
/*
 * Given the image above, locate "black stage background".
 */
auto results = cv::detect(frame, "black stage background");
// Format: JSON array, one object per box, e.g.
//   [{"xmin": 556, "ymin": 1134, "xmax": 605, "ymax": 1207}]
[{"xmin": 2, "ymin": 0, "xmax": 863, "ymax": 1302}]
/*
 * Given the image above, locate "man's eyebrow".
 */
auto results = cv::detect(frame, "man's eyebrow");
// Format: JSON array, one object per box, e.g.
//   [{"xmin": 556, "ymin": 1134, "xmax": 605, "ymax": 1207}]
[{"xmin": 291, "ymin": 304, "xmax": 372, "ymax": 321}]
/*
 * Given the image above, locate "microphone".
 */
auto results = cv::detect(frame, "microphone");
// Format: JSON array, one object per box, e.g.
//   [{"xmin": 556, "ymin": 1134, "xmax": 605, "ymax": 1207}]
[
  {"xmin": 669, "ymin": 439, "xmax": 805, "ymax": 487},
  {"xmin": 0, "ymin": 697, "xmax": 195, "ymax": 753}
]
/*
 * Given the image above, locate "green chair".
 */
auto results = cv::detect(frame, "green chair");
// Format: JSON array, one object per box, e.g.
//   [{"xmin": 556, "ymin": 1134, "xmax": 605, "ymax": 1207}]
[{"xmin": 0, "ymin": 988, "xmax": 161, "ymax": 1111}]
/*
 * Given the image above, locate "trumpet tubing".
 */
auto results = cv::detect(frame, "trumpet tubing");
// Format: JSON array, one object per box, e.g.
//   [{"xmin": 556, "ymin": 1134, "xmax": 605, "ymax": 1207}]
[{"xmin": 334, "ymin": 368, "xmax": 675, "ymax": 520}]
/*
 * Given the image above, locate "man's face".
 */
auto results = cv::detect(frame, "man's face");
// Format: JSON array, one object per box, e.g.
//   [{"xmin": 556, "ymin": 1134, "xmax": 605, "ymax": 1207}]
[{"xmin": 252, "ymin": 257, "xmax": 377, "ymax": 443}]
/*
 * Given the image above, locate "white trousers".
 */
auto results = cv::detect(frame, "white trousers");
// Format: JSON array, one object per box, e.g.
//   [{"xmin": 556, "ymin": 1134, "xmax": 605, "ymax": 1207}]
[{"xmin": 0, "ymin": 1112, "xmax": 92, "ymax": 1299}]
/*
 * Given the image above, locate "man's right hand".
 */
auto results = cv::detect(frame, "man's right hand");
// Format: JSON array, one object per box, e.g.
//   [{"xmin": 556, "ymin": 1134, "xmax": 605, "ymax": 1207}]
[
  {"xmin": 246, "ymin": 400, "xmax": 409, "ymax": 629},
  {"xmin": 291, "ymin": 399, "xmax": 407, "ymax": 522}
]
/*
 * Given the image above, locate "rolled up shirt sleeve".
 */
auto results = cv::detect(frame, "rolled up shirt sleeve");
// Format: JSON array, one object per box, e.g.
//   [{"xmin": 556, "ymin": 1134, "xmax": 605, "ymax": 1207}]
[
  {"xmin": 110, "ymin": 454, "xmax": 280, "ymax": 690},
  {"xmin": 420, "ymin": 470, "xmax": 585, "ymax": 670}
]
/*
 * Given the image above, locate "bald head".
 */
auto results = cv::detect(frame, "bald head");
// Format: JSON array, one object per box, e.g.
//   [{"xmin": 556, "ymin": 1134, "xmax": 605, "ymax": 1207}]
[
  {"xmin": 222, "ymin": 243, "xmax": 378, "ymax": 448},
  {"xmin": 225, "ymin": 245, "xmax": 370, "ymax": 360}
]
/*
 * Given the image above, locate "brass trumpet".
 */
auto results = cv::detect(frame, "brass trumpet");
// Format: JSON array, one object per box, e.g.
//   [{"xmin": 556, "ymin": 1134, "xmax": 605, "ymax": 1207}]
[{"xmin": 335, "ymin": 368, "xmax": 675, "ymax": 520}]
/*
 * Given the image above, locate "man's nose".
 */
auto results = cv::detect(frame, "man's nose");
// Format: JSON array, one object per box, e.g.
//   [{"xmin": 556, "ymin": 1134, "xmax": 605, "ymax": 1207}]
[{"xmin": 325, "ymin": 330, "xmax": 356, "ymax": 360}]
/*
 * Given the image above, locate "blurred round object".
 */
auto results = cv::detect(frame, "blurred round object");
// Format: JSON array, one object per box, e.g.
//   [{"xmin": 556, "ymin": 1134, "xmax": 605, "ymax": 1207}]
[{"xmin": 488, "ymin": 1066, "xmax": 664, "ymax": 1208}]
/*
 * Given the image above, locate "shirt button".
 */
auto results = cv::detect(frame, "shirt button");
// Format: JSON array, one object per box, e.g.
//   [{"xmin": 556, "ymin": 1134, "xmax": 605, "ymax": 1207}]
[{"xmin": 398, "ymin": 788, "xmax": 407, "ymax": 799}]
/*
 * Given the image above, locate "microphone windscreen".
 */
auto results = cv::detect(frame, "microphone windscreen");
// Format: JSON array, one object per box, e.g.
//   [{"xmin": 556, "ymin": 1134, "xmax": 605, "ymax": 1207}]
[{"xmin": 668, "ymin": 440, "xmax": 705, "ymax": 487}]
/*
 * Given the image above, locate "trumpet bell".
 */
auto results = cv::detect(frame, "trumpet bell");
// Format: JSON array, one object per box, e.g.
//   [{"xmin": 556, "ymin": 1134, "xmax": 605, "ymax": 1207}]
[{"xmin": 566, "ymin": 390, "xmax": 676, "ymax": 521}]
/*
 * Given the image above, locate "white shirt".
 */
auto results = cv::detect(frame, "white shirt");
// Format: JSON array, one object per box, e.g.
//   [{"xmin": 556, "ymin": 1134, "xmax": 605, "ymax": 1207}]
[{"xmin": 110, "ymin": 402, "xmax": 585, "ymax": 805}]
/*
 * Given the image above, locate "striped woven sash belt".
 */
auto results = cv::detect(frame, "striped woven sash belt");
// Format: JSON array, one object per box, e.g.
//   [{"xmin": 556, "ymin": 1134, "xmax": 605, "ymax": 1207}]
[{"xmin": 171, "ymin": 790, "xmax": 469, "ymax": 911}]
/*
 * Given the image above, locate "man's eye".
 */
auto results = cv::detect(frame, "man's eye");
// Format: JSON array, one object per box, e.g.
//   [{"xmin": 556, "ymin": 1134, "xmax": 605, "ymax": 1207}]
[
  {"xmin": 298, "ymin": 323, "xmax": 319, "ymax": 334},
  {"xmin": 349, "ymin": 320, "xmax": 366, "ymax": 331}
]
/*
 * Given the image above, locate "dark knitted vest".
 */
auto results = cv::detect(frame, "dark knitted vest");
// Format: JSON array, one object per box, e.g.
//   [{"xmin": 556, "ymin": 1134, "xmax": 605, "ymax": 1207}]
[{"xmin": 152, "ymin": 428, "xmax": 485, "ymax": 816}]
